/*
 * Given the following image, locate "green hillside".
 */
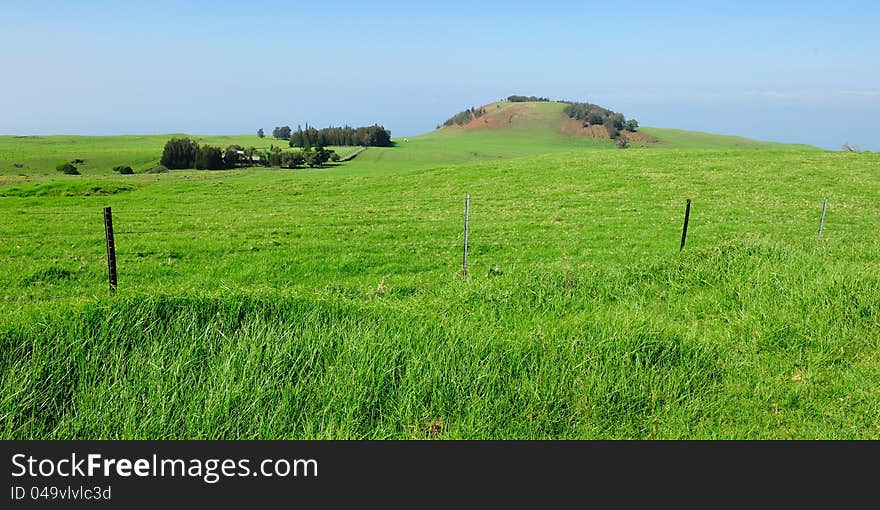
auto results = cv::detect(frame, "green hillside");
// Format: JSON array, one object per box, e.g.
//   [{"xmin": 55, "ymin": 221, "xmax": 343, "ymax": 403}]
[
  {"xmin": 1, "ymin": 100, "xmax": 820, "ymax": 183},
  {"xmin": 0, "ymin": 134, "xmax": 360, "ymax": 183},
  {"xmin": 2, "ymin": 140, "xmax": 879, "ymax": 438},
  {"xmin": 3, "ymin": 99, "xmax": 874, "ymax": 440},
  {"xmin": 639, "ymin": 127, "xmax": 819, "ymax": 150}
]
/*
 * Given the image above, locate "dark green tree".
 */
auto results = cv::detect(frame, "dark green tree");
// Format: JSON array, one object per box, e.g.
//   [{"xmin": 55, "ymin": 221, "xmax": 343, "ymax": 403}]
[
  {"xmin": 281, "ymin": 151, "xmax": 305, "ymax": 168},
  {"xmin": 160, "ymin": 137, "xmax": 200, "ymax": 169},
  {"xmin": 223, "ymin": 145, "xmax": 245, "ymax": 168},
  {"xmin": 586, "ymin": 112, "xmax": 603, "ymax": 125},
  {"xmin": 195, "ymin": 145, "xmax": 224, "ymax": 170},
  {"xmin": 603, "ymin": 118, "xmax": 619, "ymax": 138},
  {"xmin": 272, "ymin": 126, "xmax": 292, "ymax": 139}
]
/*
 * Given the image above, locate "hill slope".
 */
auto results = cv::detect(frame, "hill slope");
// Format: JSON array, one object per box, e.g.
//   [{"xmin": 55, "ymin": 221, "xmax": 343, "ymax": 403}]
[
  {"xmin": 436, "ymin": 99, "xmax": 820, "ymax": 149},
  {"xmin": 2, "ymin": 147, "xmax": 878, "ymax": 439},
  {"xmin": 345, "ymin": 100, "xmax": 821, "ymax": 171},
  {"xmin": 441, "ymin": 100, "xmax": 656, "ymax": 143},
  {"xmin": 1, "ymin": 100, "xmax": 821, "ymax": 180}
]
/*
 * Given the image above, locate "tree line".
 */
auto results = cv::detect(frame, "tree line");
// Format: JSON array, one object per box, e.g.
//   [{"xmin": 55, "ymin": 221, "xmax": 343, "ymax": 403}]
[
  {"xmin": 159, "ymin": 137, "xmax": 339, "ymax": 171},
  {"xmin": 268, "ymin": 124, "xmax": 392, "ymax": 147},
  {"xmin": 562, "ymin": 102, "xmax": 638, "ymax": 138},
  {"xmin": 288, "ymin": 125, "xmax": 392, "ymax": 148},
  {"xmin": 507, "ymin": 95, "xmax": 550, "ymax": 102},
  {"xmin": 442, "ymin": 106, "xmax": 487, "ymax": 127}
]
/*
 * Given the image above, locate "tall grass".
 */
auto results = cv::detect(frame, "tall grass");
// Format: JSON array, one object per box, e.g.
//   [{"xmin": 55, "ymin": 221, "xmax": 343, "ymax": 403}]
[
  {"xmin": 1, "ymin": 141, "xmax": 878, "ymax": 438},
  {"xmin": 2, "ymin": 240, "xmax": 878, "ymax": 439}
]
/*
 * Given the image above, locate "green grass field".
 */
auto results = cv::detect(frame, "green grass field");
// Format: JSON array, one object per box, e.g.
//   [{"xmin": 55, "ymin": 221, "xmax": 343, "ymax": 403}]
[
  {"xmin": 2, "ymin": 113, "xmax": 879, "ymax": 439},
  {"xmin": 0, "ymin": 134, "xmax": 360, "ymax": 184}
]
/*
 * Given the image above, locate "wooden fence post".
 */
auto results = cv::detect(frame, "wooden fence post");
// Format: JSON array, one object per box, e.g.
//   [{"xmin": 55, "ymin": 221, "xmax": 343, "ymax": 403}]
[
  {"xmin": 462, "ymin": 193, "xmax": 470, "ymax": 277},
  {"xmin": 103, "ymin": 206, "xmax": 118, "ymax": 293},
  {"xmin": 818, "ymin": 198, "xmax": 828, "ymax": 239},
  {"xmin": 679, "ymin": 199, "xmax": 691, "ymax": 251}
]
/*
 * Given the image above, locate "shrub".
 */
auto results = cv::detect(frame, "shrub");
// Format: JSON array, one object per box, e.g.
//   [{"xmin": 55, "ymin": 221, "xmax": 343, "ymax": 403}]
[
  {"xmin": 617, "ymin": 136, "xmax": 630, "ymax": 149},
  {"xmin": 56, "ymin": 162, "xmax": 79, "ymax": 175},
  {"xmin": 146, "ymin": 165, "xmax": 169, "ymax": 174},
  {"xmin": 112, "ymin": 165, "xmax": 134, "ymax": 174}
]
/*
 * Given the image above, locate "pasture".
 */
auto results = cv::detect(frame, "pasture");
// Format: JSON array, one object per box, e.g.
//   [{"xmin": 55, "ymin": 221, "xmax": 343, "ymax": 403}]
[{"xmin": 1, "ymin": 129, "xmax": 879, "ymax": 438}]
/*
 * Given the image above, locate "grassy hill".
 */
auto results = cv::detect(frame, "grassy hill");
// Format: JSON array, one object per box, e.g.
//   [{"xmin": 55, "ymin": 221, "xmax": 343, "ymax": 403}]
[
  {"xmin": 2, "ymin": 100, "xmax": 874, "ymax": 440},
  {"xmin": 1, "ymin": 100, "xmax": 819, "ymax": 183},
  {"xmin": 2, "ymin": 139, "xmax": 879, "ymax": 438},
  {"xmin": 0, "ymin": 134, "xmax": 361, "ymax": 184}
]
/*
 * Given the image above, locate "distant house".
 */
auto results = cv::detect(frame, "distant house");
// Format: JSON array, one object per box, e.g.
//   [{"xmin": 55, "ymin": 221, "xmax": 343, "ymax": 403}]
[
  {"xmin": 224, "ymin": 149, "xmax": 262, "ymax": 165},
  {"xmin": 236, "ymin": 150, "xmax": 263, "ymax": 164}
]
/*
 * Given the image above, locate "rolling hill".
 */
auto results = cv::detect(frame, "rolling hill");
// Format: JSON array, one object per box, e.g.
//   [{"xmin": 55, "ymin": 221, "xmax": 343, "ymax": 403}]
[
  {"xmin": 4, "ymin": 95, "xmax": 877, "ymax": 440},
  {"xmin": 345, "ymin": 99, "xmax": 821, "ymax": 171},
  {"xmin": 2, "ymin": 144, "xmax": 878, "ymax": 439},
  {"xmin": 431, "ymin": 98, "xmax": 817, "ymax": 149},
  {"xmin": 1, "ymin": 99, "xmax": 821, "ymax": 183}
]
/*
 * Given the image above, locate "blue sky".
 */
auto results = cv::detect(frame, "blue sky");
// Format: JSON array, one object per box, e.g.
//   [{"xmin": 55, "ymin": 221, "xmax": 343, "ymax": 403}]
[{"xmin": 2, "ymin": 0, "xmax": 878, "ymax": 150}]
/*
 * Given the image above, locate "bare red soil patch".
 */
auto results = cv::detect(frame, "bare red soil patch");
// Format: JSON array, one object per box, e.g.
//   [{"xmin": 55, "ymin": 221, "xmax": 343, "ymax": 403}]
[
  {"xmin": 443, "ymin": 103, "xmax": 544, "ymax": 131},
  {"xmin": 556, "ymin": 118, "xmax": 658, "ymax": 143}
]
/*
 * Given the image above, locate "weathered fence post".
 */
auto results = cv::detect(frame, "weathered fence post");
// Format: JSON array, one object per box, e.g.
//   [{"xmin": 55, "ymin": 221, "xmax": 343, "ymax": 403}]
[
  {"xmin": 679, "ymin": 199, "xmax": 691, "ymax": 251},
  {"xmin": 103, "ymin": 206, "xmax": 118, "ymax": 293},
  {"xmin": 462, "ymin": 193, "xmax": 470, "ymax": 277},
  {"xmin": 818, "ymin": 198, "xmax": 828, "ymax": 239}
]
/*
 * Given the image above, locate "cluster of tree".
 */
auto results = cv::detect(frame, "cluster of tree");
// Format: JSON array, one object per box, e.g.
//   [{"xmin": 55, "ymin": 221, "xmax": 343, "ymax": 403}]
[
  {"xmin": 159, "ymin": 138, "xmax": 249, "ymax": 170},
  {"xmin": 288, "ymin": 124, "xmax": 392, "ymax": 148},
  {"xmin": 262, "ymin": 145, "xmax": 339, "ymax": 168},
  {"xmin": 442, "ymin": 106, "xmax": 487, "ymax": 127},
  {"xmin": 507, "ymin": 95, "xmax": 550, "ymax": 102},
  {"xmin": 562, "ymin": 102, "xmax": 638, "ymax": 138},
  {"xmin": 272, "ymin": 126, "xmax": 292, "ymax": 139},
  {"xmin": 112, "ymin": 165, "xmax": 134, "ymax": 174},
  {"xmin": 279, "ymin": 147, "xmax": 340, "ymax": 168},
  {"xmin": 269, "ymin": 124, "xmax": 392, "ymax": 147},
  {"xmin": 160, "ymin": 138, "xmax": 201, "ymax": 169},
  {"xmin": 160, "ymin": 137, "xmax": 340, "ymax": 171}
]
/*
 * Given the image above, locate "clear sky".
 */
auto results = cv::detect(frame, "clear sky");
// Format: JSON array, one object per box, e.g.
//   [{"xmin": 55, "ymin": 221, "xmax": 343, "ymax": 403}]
[{"xmin": 2, "ymin": 0, "xmax": 878, "ymax": 150}]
